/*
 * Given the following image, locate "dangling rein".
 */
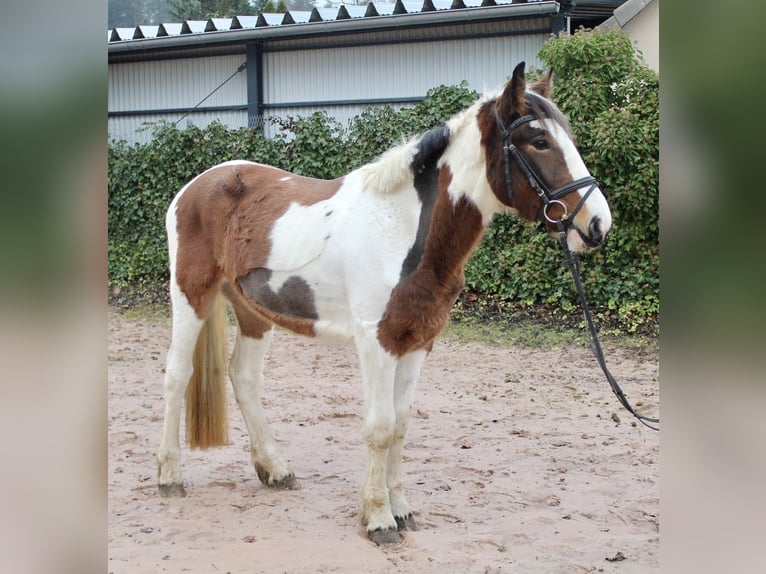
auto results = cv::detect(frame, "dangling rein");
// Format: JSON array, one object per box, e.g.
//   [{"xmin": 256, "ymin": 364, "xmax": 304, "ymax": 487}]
[{"xmin": 554, "ymin": 222, "xmax": 659, "ymax": 431}]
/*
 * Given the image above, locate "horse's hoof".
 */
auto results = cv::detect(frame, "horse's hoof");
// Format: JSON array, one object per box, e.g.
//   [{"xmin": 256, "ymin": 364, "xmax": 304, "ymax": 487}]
[
  {"xmin": 368, "ymin": 527, "xmax": 401, "ymax": 546},
  {"xmin": 395, "ymin": 513, "xmax": 419, "ymax": 531},
  {"xmin": 270, "ymin": 473, "xmax": 298, "ymax": 490},
  {"xmin": 256, "ymin": 465, "xmax": 298, "ymax": 490},
  {"xmin": 158, "ymin": 483, "xmax": 186, "ymax": 497}
]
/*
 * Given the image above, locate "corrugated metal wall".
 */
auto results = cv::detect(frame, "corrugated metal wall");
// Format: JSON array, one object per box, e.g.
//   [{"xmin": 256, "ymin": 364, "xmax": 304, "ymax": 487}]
[
  {"xmin": 108, "ymin": 54, "xmax": 247, "ymax": 144},
  {"xmin": 263, "ymin": 34, "xmax": 547, "ymax": 105},
  {"xmin": 259, "ymin": 32, "xmax": 546, "ymax": 137},
  {"xmin": 108, "ymin": 31, "xmax": 548, "ymax": 144},
  {"xmin": 108, "ymin": 110, "xmax": 247, "ymax": 145}
]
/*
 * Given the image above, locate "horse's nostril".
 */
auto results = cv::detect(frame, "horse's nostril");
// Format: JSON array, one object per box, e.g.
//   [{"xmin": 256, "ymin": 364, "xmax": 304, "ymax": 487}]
[{"xmin": 588, "ymin": 217, "xmax": 603, "ymax": 245}]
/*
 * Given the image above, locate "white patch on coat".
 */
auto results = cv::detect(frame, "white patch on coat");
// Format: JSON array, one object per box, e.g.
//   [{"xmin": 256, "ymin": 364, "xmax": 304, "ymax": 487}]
[
  {"xmin": 530, "ymin": 118, "xmax": 613, "ymax": 251},
  {"xmin": 265, "ymin": 171, "xmax": 421, "ymax": 340},
  {"xmin": 440, "ymin": 99, "xmax": 506, "ymax": 225}
]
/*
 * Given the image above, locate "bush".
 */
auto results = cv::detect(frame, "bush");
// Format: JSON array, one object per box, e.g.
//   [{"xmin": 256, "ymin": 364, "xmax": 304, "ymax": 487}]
[{"xmin": 108, "ymin": 29, "xmax": 658, "ymax": 334}]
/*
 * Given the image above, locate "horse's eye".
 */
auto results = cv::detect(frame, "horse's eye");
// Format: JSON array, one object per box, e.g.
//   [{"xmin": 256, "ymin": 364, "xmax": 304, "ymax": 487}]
[{"xmin": 532, "ymin": 139, "xmax": 550, "ymax": 151}]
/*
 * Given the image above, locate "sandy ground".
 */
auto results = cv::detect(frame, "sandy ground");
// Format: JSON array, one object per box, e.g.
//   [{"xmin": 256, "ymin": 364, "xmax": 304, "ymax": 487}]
[{"xmin": 108, "ymin": 309, "xmax": 659, "ymax": 574}]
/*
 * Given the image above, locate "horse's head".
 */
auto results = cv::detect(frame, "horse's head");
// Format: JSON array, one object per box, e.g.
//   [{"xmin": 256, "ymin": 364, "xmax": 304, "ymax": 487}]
[{"xmin": 482, "ymin": 62, "xmax": 612, "ymax": 252}]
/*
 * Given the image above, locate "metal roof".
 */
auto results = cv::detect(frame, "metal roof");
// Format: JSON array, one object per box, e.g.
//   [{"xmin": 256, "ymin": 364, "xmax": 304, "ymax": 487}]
[
  {"xmin": 108, "ymin": 1, "xmax": 626, "ymax": 54},
  {"xmin": 108, "ymin": 0, "xmax": 558, "ymax": 48}
]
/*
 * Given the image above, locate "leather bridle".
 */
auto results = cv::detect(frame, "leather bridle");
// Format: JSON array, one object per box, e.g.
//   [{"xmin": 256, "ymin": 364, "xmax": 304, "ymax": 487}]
[
  {"xmin": 493, "ymin": 107, "xmax": 599, "ymax": 230},
  {"xmin": 493, "ymin": 105, "xmax": 660, "ymax": 431}
]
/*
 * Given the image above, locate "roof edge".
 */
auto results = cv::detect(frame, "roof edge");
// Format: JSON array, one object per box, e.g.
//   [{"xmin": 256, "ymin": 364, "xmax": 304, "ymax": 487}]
[{"xmin": 108, "ymin": 2, "xmax": 560, "ymax": 53}]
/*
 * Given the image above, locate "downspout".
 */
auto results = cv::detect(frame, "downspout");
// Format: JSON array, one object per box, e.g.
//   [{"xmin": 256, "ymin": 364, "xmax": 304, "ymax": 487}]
[
  {"xmin": 551, "ymin": 0, "xmax": 575, "ymax": 35},
  {"xmin": 246, "ymin": 42, "xmax": 264, "ymax": 130}
]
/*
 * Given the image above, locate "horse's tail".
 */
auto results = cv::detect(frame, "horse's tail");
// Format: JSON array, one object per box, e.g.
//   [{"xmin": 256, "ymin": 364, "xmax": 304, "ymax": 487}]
[{"xmin": 185, "ymin": 295, "xmax": 229, "ymax": 449}]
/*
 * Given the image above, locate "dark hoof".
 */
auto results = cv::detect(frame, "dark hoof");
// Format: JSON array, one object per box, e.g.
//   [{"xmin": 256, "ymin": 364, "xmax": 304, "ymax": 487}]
[
  {"xmin": 368, "ymin": 527, "xmax": 401, "ymax": 546},
  {"xmin": 270, "ymin": 473, "xmax": 297, "ymax": 490},
  {"xmin": 256, "ymin": 465, "xmax": 297, "ymax": 490},
  {"xmin": 395, "ymin": 513, "xmax": 419, "ymax": 531},
  {"xmin": 158, "ymin": 483, "xmax": 186, "ymax": 497}
]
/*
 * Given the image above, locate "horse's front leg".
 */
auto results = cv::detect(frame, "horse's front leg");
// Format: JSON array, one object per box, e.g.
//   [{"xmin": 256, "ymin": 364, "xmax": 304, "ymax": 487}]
[
  {"xmin": 388, "ymin": 349, "xmax": 427, "ymax": 532},
  {"xmin": 355, "ymin": 329, "xmax": 400, "ymax": 545}
]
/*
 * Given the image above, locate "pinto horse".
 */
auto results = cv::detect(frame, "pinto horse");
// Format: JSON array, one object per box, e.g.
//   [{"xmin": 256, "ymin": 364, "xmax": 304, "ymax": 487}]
[{"xmin": 157, "ymin": 62, "xmax": 612, "ymax": 545}]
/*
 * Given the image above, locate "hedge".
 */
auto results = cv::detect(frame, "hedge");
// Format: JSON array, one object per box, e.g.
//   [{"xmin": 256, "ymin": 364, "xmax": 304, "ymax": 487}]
[{"xmin": 108, "ymin": 29, "xmax": 658, "ymax": 334}]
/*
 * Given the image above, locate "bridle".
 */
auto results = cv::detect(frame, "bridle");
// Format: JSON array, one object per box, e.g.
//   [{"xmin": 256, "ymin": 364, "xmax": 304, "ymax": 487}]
[
  {"xmin": 493, "ymin": 107, "xmax": 599, "ymax": 231},
  {"xmin": 493, "ymin": 105, "xmax": 660, "ymax": 431}
]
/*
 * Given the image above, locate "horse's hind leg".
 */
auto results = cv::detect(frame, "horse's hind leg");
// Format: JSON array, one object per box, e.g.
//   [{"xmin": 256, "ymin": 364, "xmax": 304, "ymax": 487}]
[
  {"xmin": 157, "ymin": 284, "xmax": 205, "ymax": 497},
  {"xmin": 388, "ymin": 349, "xmax": 427, "ymax": 532},
  {"xmin": 228, "ymin": 306, "xmax": 295, "ymax": 489}
]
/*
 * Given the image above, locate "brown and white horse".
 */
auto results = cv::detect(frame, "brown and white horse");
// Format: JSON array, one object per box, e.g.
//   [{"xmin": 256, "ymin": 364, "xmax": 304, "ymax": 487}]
[{"xmin": 157, "ymin": 62, "xmax": 611, "ymax": 544}]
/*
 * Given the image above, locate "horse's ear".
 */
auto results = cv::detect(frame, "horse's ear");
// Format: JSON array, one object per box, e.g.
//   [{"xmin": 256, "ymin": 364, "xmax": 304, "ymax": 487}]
[
  {"xmin": 529, "ymin": 69, "xmax": 554, "ymax": 99},
  {"xmin": 498, "ymin": 61, "xmax": 527, "ymax": 120}
]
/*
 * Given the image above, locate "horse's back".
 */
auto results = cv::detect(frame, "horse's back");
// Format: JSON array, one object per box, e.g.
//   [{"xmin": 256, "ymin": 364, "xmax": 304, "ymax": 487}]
[{"xmin": 171, "ymin": 161, "xmax": 342, "ymax": 265}]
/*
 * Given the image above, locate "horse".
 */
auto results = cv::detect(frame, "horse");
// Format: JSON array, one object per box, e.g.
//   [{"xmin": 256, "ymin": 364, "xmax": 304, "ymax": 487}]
[{"xmin": 156, "ymin": 62, "xmax": 612, "ymax": 545}]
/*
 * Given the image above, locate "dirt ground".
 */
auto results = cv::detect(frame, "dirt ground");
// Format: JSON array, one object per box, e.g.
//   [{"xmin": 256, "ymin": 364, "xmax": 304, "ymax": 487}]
[{"xmin": 108, "ymin": 308, "xmax": 659, "ymax": 574}]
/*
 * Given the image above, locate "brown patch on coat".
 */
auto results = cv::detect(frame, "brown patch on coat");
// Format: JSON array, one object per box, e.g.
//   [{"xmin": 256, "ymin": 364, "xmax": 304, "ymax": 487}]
[
  {"xmin": 226, "ymin": 273, "xmax": 317, "ymax": 338},
  {"xmin": 172, "ymin": 163, "xmax": 341, "ymax": 333},
  {"xmin": 377, "ymin": 167, "xmax": 485, "ymax": 357},
  {"xmin": 236, "ymin": 269, "xmax": 319, "ymax": 338}
]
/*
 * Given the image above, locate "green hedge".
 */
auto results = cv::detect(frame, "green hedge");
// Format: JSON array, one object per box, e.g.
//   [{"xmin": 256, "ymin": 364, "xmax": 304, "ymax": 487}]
[{"xmin": 108, "ymin": 29, "xmax": 658, "ymax": 334}]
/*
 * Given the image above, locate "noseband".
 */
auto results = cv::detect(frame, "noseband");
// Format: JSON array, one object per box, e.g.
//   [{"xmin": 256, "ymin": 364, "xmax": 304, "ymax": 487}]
[{"xmin": 493, "ymin": 107, "xmax": 598, "ymax": 230}]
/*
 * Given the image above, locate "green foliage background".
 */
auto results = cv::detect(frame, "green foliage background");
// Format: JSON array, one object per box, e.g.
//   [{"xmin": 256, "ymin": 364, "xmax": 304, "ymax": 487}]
[{"xmin": 108, "ymin": 29, "xmax": 658, "ymax": 334}]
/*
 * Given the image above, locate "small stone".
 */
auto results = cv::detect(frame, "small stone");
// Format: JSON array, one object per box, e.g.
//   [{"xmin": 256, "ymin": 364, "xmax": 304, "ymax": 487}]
[{"xmin": 606, "ymin": 551, "xmax": 626, "ymax": 562}]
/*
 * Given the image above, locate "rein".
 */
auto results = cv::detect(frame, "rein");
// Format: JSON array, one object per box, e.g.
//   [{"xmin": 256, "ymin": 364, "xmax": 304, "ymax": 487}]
[
  {"xmin": 494, "ymin": 107, "xmax": 660, "ymax": 431},
  {"xmin": 555, "ymin": 225, "xmax": 659, "ymax": 431}
]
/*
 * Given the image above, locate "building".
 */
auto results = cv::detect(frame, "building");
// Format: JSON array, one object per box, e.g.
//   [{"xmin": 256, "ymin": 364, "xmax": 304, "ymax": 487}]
[
  {"xmin": 108, "ymin": 1, "xmax": 629, "ymax": 144},
  {"xmin": 598, "ymin": 0, "xmax": 658, "ymax": 74}
]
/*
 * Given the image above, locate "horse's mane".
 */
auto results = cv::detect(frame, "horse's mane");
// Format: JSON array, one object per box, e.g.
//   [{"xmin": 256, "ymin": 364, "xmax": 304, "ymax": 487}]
[
  {"xmin": 360, "ymin": 122, "xmax": 453, "ymax": 195},
  {"xmin": 358, "ymin": 89, "xmax": 569, "ymax": 195},
  {"xmin": 360, "ymin": 136, "xmax": 421, "ymax": 195}
]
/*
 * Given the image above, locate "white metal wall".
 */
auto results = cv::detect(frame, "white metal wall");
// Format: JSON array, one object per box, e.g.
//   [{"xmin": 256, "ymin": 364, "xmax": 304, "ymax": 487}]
[
  {"xmin": 108, "ymin": 54, "xmax": 247, "ymax": 143},
  {"xmin": 108, "ymin": 34, "xmax": 547, "ymax": 144},
  {"xmin": 108, "ymin": 110, "xmax": 247, "ymax": 145},
  {"xmin": 263, "ymin": 34, "xmax": 547, "ymax": 106}
]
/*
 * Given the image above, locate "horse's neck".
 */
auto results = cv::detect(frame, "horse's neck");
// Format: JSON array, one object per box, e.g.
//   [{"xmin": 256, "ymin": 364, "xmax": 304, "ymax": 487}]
[
  {"xmin": 410, "ymin": 165, "xmax": 486, "ymax": 292},
  {"xmin": 440, "ymin": 104, "xmax": 505, "ymax": 226},
  {"xmin": 405, "ymin": 116, "xmax": 497, "ymax": 290},
  {"xmin": 376, "ymin": 165, "xmax": 487, "ymax": 356}
]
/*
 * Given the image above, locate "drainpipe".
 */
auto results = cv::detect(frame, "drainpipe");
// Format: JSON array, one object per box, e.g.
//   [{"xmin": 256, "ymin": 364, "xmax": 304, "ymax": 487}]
[
  {"xmin": 246, "ymin": 41, "xmax": 263, "ymax": 130},
  {"xmin": 551, "ymin": 0, "xmax": 575, "ymax": 35}
]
